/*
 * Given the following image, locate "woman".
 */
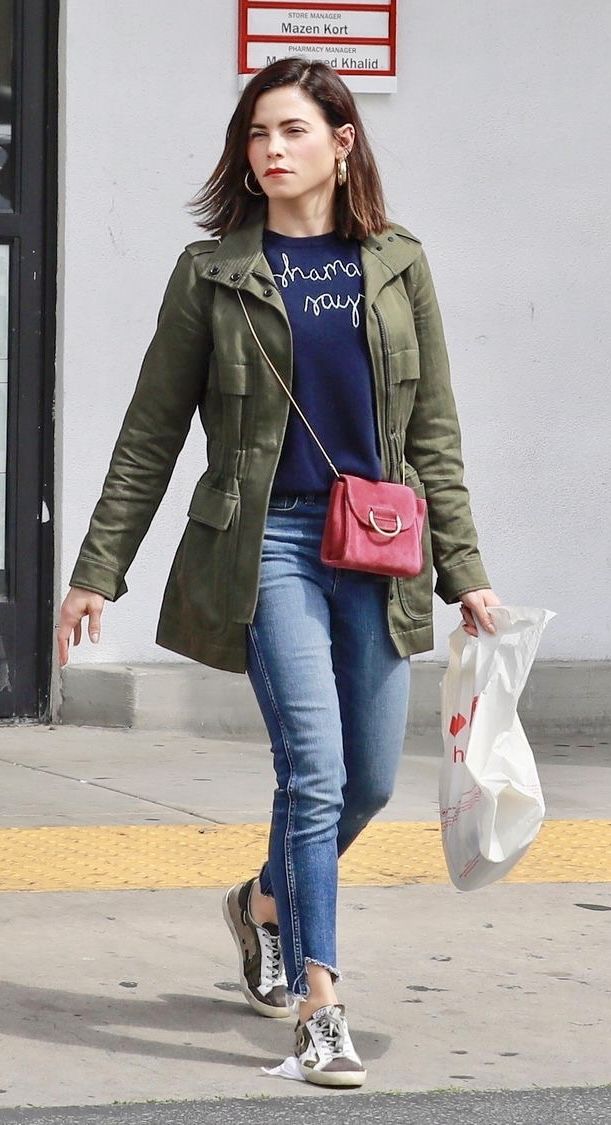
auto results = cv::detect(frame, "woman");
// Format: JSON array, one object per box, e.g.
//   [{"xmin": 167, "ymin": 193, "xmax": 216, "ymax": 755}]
[{"xmin": 59, "ymin": 58, "xmax": 501, "ymax": 1087}]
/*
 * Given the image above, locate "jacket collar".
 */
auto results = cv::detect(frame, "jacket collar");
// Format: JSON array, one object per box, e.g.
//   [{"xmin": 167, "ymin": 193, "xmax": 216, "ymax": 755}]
[{"xmin": 194, "ymin": 211, "xmax": 422, "ymax": 295}]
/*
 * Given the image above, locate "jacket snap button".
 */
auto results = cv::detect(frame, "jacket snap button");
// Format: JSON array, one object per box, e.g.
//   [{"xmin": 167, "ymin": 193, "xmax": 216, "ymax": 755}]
[
  {"xmin": 209, "ymin": 265, "xmax": 220, "ymax": 275},
  {"xmin": 388, "ymin": 235, "xmax": 395, "ymax": 242},
  {"xmin": 230, "ymin": 272, "xmax": 241, "ymax": 281},
  {"xmin": 375, "ymin": 244, "xmax": 383, "ymax": 251},
  {"xmin": 263, "ymin": 287, "xmax": 274, "ymax": 297}
]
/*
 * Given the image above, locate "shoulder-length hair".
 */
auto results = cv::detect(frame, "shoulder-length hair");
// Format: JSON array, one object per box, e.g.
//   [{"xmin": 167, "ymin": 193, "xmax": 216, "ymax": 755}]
[{"xmin": 186, "ymin": 57, "xmax": 390, "ymax": 240}]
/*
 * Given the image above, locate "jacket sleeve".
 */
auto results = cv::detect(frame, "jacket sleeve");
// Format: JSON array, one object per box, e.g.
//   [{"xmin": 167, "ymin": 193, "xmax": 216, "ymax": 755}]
[
  {"xmin": 69, "ymin": 248, "xmax": 212, "ymax": 601},
  {"xmin": 403, "ymin": 248, "xmax": 491, "ymax": 604}
]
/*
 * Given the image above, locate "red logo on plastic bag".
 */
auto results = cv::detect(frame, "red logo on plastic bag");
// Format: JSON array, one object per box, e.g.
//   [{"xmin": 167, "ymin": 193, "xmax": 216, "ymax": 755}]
[
  {"xmin": 449, "ymin": 713, "xmax": 466, "ymax": 737},
  {"xmin": 449, "ymin": 697, "xmax": 479, "ymax": 738}
]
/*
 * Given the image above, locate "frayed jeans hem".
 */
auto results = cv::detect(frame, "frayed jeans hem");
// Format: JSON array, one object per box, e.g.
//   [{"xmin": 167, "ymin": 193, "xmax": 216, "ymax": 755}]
[{"xmin": 289, "ymin": 957, "xmax": 343, "ymax": 1000}]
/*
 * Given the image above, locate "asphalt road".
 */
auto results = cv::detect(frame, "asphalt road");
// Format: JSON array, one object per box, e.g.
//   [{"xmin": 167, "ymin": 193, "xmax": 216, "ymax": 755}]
[{"xmin": 1, "ymin": 1089, "xmax": 611, "ymax": 1125}]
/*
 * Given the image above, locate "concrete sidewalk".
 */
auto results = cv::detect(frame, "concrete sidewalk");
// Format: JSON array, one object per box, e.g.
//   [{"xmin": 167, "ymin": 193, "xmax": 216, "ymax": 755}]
[{"xmin": 0, "ymin": 724, "xmax": 609, "ymax": 1110}]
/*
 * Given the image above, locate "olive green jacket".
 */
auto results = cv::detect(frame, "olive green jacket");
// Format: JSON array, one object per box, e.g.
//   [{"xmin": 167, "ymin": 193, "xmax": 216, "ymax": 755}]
[{"xmin": 69, "ymin": 215, "xmax": 490, "ymax": 672}]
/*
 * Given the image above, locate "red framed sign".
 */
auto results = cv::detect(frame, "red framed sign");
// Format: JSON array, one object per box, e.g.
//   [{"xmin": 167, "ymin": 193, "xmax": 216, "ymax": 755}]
[{"xmin": 238, "ymin": 1, "xmax": 398, "ymax": 93}]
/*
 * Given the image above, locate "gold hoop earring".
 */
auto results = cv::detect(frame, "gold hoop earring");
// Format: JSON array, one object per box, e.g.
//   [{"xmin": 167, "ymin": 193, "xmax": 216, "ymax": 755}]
[
  {"xmin": 336, "ymin": 156, "xmax": 348, "ymax": 188},
  {"xmin": 244, "ymin": 169, "xmax": 264, "ymax": 196}
]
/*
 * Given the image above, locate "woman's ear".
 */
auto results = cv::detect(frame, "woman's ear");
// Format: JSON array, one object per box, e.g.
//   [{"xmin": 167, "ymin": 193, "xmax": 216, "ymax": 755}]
[{"xmin": 335, "ymin": 122, "xmax": 355, "ymax": 157}]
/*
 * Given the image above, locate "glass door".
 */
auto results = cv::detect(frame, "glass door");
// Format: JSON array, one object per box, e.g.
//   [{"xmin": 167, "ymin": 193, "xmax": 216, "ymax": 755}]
[
  {"xmin": 0, "ymin": 0, "xmax": 57, "ymax": 718},
  {"xmin": 1, "ymin": 1, "xmax": 13, "ymax": 606},
  {"xmin": 0, "ymin": 245, "xmax": 7, "ymax": 606}
]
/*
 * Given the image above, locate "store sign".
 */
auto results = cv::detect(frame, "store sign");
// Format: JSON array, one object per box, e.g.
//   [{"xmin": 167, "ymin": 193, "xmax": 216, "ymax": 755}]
[{"xmin": 238, "ymin": 1, "xmax": 397, "ymax": 93}]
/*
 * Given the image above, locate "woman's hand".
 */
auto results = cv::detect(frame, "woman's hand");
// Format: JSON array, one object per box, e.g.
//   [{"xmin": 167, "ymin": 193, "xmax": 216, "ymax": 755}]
[
  {"xmin": 57, "ymin": 587, "xmax": 106, "ymax": 667},
  {"xmin": 459, "ymin": 588, "xmax": 503, "ymax": 637}
]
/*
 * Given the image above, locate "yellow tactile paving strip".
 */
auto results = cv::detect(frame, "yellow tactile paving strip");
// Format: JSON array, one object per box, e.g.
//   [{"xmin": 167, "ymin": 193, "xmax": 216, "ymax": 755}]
[{"xmin": 0, "ymin": 820, "xmax": 609, "ymax": 892}]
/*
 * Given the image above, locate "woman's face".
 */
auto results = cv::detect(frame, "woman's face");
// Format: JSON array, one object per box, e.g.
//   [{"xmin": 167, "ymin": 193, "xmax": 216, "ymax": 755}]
[{"xmin": 246, "ymin": 85, "xmax": 352, "ymax": 202}]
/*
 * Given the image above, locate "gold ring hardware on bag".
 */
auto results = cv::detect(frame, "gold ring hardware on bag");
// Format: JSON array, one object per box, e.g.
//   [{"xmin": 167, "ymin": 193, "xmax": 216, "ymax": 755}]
[{"xmin": 368, "ymin": 509, "xmax": 402, "ymax": 538}]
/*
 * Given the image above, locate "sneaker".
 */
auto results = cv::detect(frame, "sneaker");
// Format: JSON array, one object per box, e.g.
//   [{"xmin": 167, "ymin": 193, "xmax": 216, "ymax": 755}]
[
  {"xmin": 295, "ymin": 1003, "xmax": 367, "ymax": 1087},
  {"xmin": 222, "ymin": 877, "xmax": 291, "ymax": 1018}
]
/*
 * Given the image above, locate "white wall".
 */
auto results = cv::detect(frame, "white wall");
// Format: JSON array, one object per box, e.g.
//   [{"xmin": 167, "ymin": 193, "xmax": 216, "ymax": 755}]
[{"xmin": 57, "ymin": 0, "xmax": 611, "ymax": 666}]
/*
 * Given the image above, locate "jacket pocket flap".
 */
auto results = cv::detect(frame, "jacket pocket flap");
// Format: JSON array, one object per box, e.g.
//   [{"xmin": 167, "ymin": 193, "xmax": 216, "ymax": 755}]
[
  {"xmin": 390, "ymin": 347, "xmax": 420, "ymax": 384},
  {"xmin": 188, "ymin": 480, "xmax": 239, "ymax": 530},
  {"xmin": 217, "ymin": 362, "xmax": 254, "ymax": 396}
]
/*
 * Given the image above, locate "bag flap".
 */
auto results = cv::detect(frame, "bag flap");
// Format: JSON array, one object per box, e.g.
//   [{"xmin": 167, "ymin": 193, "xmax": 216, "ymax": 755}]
[{"xmin": 342, "ymin": 475, "xmax": 418, "ymax": 531}]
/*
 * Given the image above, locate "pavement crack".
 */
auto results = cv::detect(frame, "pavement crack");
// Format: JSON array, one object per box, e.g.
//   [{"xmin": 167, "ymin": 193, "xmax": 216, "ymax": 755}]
[{"xmin": 0, "ymin": 757, "xmax": 225, "ymax": 825}]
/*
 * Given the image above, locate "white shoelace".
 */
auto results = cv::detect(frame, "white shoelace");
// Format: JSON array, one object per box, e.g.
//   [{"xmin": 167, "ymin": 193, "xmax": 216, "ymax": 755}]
[
  {"xmin": 257, "ymin": 923, "xmax": 288, "ymax": 993},
  {"xmin": 309, "ymin": 1005, "xmax": 354, "ymax": 1063}
]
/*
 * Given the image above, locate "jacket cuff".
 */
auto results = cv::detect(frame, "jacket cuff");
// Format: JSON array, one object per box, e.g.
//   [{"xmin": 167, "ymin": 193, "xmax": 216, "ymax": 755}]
[
  {"xmin": 69, "ymin": 557, "xmax": 128, "ymax": 602},
  {"xmin": 434, "ymin": 558, "xmax": 491, "ymax": 605}
]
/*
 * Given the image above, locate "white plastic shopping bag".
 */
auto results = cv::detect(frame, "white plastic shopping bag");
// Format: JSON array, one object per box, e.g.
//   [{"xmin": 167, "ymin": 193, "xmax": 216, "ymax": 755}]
[{"xmin": 439, "ymin": 605, "xmax": 556, "ymax": 890}]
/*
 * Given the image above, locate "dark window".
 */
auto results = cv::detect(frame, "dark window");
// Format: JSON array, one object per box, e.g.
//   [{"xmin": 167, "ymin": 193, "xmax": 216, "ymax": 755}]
[
  {"xmin": 0, "ymin": 1, "xmax": 58, "ymax": 717},
  {"xmin": 0, "ymin": 0, "xmax": 14, "ymax": 211}
]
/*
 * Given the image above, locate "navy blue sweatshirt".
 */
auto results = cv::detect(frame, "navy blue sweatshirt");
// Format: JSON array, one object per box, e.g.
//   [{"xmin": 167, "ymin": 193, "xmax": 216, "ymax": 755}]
[{"xmin": 263, "ymin": 229, "xmax": 382, "ymax": 495}]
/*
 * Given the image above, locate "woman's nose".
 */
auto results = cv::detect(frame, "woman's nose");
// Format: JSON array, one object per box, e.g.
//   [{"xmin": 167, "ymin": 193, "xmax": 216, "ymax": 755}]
[{"xmin": 266, "ymin": 134, "xmax": 284, "ymax": 159}]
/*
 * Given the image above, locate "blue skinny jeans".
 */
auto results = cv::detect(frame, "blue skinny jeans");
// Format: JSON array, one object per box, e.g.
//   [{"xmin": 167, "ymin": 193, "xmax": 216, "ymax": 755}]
[{"xmin": 245, "ymin": 493, "xmax": 411, "ymax": 1000}]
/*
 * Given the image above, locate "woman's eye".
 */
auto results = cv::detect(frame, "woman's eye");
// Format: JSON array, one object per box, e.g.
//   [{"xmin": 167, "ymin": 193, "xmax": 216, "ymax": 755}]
[
  {"xmin": 249, "ymin": 132, "xmax": 265, "ymax": 139},
  {"xmin": 288, "ymin": 128, "xmax": 304, "ymax": 134}
]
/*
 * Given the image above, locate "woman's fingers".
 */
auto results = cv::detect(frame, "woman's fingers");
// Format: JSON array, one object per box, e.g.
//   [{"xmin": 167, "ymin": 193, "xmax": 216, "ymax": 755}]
[
  {"xmin": 460, "ymin": 604, "xmax": 478, "ymax": 636},
  {"xmin": 88, "ymin": 608, "xmax": 101, "ymax": 644},
  {"xmin": 57, "ymin": 624, "xmax": 70, "ymax": 667},
  {"xmin": 459, "ymin": 589, "xmax": 503, "ymax": 636},
  {"xmin": 56, "ymin": 589, "xmax": 105, "ymax": 666}
]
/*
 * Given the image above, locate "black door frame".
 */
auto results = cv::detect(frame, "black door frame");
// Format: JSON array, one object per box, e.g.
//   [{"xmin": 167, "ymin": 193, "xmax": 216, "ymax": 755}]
[{"xmin": 0, "ymin": 0, "xmax": 58, "ymax": 718}]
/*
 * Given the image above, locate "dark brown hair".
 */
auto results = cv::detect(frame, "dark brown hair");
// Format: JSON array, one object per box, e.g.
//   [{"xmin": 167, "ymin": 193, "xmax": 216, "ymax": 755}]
[{"xmin": 186, "ymin": 57, "xmax": 390, "ymax": 240}]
